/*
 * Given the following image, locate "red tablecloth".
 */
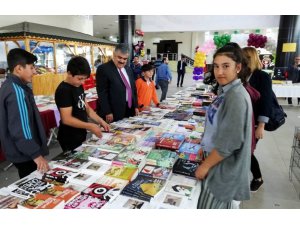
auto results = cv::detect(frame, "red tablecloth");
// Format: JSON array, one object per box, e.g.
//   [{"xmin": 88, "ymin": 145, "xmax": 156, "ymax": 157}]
[
  {"xmin": 40, "ymin": 109, "xmax": 57, "ymax": 137},
  {"xmin": 87, "ymin": 99, "xmax": 97, "ymax": 111}
]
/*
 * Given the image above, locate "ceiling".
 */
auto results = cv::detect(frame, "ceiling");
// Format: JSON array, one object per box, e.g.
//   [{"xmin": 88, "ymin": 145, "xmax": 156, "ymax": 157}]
[{"xmin": 93, "ymin": 15, "xmax": 280, "ymax": 39}]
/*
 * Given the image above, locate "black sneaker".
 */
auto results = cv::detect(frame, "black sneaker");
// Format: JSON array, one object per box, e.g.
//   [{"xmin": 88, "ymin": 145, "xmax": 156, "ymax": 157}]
[{"xmin": 250, "ymin": 179, "xmax": 263, "ymax": 192}]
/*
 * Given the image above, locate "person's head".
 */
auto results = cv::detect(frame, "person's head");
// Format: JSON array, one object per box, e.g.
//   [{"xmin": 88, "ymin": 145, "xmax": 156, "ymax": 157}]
[
  {"xmin": 133, "ymin": 56, "xmax": 139, "ymax": 64},
  {"xmin": 141, "ymin": 64, "xmax": 154, "ymax": 79},
  {"xmin": 113, "ymin": 43, "xmax": 129, "ymax": 69},
  {"xmin": 242, "ymin": 47, "xmax": 262, "ymax": 73},
  {"xmin": 294, "ymin": 55, "xmax": 300, "ymax": 66},
  {"xmin": 157, "ymin": 54, "xmax": 162, "ymax": 60},
  {"xmin": 163, "ymin": 57, "xmax": 169, "ymax": 64},
  {"xmin": 7, "ymin": 48, "xmax": 37, "ymax": 83},
  {"xmin": 213, "ymin": 42, "xmax": 249, "ymax": 86},
  {"xmin": 181, "ymin": 57, "xmax": 185, "ymax": 61},
  {"xmin": 66, "ymin": 56, "xmax": 91, "ymax": 87}
]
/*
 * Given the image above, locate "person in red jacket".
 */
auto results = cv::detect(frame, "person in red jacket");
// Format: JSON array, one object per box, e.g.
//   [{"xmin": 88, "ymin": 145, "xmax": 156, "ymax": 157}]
[{"xmin": 135, "ymin": 64, "xmax": 160, "ymax": 111}]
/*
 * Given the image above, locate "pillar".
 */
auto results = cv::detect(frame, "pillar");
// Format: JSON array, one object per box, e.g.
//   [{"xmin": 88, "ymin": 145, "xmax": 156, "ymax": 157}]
[
  {"xmin": 274, "ymin": 15, "xmax": 300, "ymax": 76},
  {"xmin": 119, "ymin": 15, "xmax": 135, "ymax": 64}
]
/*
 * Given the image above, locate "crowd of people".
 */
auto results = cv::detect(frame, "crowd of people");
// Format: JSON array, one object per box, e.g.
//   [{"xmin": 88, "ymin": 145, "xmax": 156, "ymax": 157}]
[{"xmin": 0, "ymin": 42, "xmax": 296, "ymax": 209}]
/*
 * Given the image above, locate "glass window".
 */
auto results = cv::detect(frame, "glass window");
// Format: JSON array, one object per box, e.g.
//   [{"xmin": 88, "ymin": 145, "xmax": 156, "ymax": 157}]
[
  {"xmin": 55, "ymin": 43, "xmax": 75, "ymax": 73},
  {"xmin": 30, "ymin": 41, "xmax": 55, "ymax": 74}
]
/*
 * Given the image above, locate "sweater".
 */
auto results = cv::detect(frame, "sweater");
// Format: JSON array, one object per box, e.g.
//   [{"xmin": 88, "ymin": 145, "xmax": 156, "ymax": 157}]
[{"xmin": 135, "ymin": 77, "xmax": 159, "ymax": 110}]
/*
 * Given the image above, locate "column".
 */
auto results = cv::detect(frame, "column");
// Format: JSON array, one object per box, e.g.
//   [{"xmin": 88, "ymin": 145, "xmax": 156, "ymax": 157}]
[
  {"xmin": 274, "ymin": 15, "xmax": 300, "ymax": 76},
  {"xmin": 119, "ymin": 15, "xmax": 135, "ymax": 64}
]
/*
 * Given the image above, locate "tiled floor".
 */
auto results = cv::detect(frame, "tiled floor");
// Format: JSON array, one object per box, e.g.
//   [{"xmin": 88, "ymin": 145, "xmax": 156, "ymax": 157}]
[{"xmin": 1, "ymin": 71, "xmax": 300, "ymax": 208}]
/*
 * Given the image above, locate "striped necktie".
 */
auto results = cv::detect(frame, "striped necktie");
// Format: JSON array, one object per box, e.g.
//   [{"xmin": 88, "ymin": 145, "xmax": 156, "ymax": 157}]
[{"xmin": 118, "ymin": 68, "xmax": 132, "ymax": 108}]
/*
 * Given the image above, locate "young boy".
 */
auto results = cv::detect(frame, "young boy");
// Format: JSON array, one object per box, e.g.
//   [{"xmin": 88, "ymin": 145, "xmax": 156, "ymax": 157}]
[
  {"xmin": 0, "ymin": 48, "xmax": 49, "ymax": 178},
  {"xmin": 55, "ymin": 56, "xmax": 109, "ymax": 152},
  {"xmin": 135, "ymin": 64, "xmax": 160, "ymax": 111}
]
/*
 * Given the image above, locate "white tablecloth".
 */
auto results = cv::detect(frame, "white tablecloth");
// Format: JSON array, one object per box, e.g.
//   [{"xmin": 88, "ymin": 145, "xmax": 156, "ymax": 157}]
[{"xmin": 272, "ymin": 84, "xmax": 300, "ymax": 97}]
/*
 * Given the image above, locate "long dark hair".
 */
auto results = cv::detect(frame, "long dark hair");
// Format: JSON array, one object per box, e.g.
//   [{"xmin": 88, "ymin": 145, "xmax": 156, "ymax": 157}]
[{"xmin": 204, "ymin": 43, "xmax": 250, "ymax": 94}]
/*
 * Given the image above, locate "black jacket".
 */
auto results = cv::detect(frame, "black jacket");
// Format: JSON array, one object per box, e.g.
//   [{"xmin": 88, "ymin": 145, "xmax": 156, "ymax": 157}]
[
  {"xmin": 0, "ymin": 74, "xmax": 48, "ymax": 163},
  {"xmin": 287, "ymin": 65, "xmax": 300, "ymax": 83},
  {"xmin": 249, "ymin": 69, "xmax": 272, "ymax": 119},
  {"xmin": 177, "ymin": 60, "xmax": 187, "ymax": 74},
  {"xmin": 96, "ymin": 60, "xmax": 138, "ymax": 122}
]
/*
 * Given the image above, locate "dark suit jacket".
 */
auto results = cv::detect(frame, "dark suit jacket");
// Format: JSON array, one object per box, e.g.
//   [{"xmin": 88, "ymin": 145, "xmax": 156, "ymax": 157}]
[
  {"xmin": 177, "ymin": 60, "xmax": 187, "ymax": 74},
  {"xmin": 96, "ymin": 60, "xmax": 138, "ymax": 121}
]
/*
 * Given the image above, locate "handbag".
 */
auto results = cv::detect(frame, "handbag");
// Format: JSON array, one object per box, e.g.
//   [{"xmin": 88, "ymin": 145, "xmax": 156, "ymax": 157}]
[{"xmin": 264, "ymin": 90, "xmax": 287, "ymax": 131}]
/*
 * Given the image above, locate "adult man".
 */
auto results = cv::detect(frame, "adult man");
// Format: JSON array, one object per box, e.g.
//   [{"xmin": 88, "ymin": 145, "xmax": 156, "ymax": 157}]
[
  {"xmin": 177, "ymin": 56, "xmax": 187, "ymax": 87},
  {"xmin": 0, "ymin": 48, "xmax": 49, "ymax": 178},
  {"xmin": 96, "ymin": 43, "xmax": 139, "ymax": 122},
  {"xmin": 130, "ymin": 56, "xmax": 142, "ymax": 80},
  {"xmin": 155, "ymin": 57, "xmax": 172, "ymax": 102},
  {"xmin": 287, "ymin": 55, "xmax": 300, "ymax": 105}
]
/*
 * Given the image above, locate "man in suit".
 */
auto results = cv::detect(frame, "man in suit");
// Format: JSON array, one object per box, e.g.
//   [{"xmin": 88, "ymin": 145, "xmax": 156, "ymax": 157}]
[
  {"xmin": 96, "ymin": 43, "xmax": 139, "ymax": 122},
  {"xmin": 177, "ymin": 56, "xmax": 187, "ymax": 87},
  {"xmin": 287, "ymin": 55, "xmax": 300, "ymax": 105}
]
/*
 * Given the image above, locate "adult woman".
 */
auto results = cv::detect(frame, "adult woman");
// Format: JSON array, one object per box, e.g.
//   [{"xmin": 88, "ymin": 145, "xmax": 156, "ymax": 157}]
[
  {"xmin": 195, "ymin": 43, "xmax": 252, "ymax": 209},
  {"xmin": 242, "ymin": 47, "xmax": 272, "ymax": 192}
]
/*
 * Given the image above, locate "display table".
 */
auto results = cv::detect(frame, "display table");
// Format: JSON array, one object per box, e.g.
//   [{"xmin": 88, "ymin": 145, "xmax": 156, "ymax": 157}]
[{"xmin": 272, "ymin": 84, "xmax": 300, "ymax": 97}]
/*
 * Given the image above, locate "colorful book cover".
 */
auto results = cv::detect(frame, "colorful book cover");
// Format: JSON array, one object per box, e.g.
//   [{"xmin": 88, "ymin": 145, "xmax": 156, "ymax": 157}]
[
  {"xmin": 104, "ymin": 165, "xmax": 138, "ymax": 181},
  {"xmin": 178, "ymin": 142, "xmax": 201, "ymax": 161},
  {"xmin": 88, "ymin": 149, "xmax": 118, "ymax": 164},
  {"xmin": 105, "ymin": 133, "xmax": 136, "ymax": 146},
  {"xmin": 172, "ymin": 158, "xmax": 200, "ymax": 178},
  {"xmin": 64, "ymin": 194, "xmax": 107, "ymax": 209},
  {"xmin": 156, "ymin": 133, "xmax": 185, "ymax": 150},
  {"xmin": 96, "ymin": 176, "xmax": 128, "ymax": 189},
  {"xmin": 121, "ymin": 175, "xmax": 166, "ymax": 202},
  {"xmin": 140, "ymin": 165, "xmax": 171, "ymax": 180},
  {"xmin": 40, "ymin": 185, "xmax": 79, "ymax": 202},
  {"xmin": 146, "ymin": 149, "xmax": 178, "ymax": 168},
  {"xmin": 82, "ymin": 183, "xmax": 120, "ymax": 202},
  {"xmin": 42, "ymin": 167, "xmax": 76, "ymax": 184}
]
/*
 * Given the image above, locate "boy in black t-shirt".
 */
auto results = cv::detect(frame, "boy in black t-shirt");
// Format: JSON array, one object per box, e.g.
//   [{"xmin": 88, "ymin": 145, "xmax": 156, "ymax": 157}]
[{"xmin": 55, "ymin": 56, "xmax": 109, "ymax": 152}]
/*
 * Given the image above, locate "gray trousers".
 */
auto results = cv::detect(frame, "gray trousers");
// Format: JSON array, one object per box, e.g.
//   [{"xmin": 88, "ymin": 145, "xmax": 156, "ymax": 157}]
[{"xmin": 158, "ymin": 80, "xmax": 169, "ymax": 102}]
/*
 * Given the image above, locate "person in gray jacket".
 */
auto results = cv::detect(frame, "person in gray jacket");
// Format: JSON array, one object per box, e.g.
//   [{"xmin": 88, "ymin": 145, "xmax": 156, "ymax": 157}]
[
  {"xmin": 0, "ymin": 48, "xmax": 49, "ymax": 178},
  {"xmin": 195, "ymin": 43, "xmax": 252, "ymax": 209}
]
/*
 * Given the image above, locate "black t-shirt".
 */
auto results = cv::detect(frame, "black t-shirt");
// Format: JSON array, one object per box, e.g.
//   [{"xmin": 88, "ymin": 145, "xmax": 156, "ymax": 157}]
[{"xmin": 55, "ymin": 81, "xmax": 88, "ymax": 145}]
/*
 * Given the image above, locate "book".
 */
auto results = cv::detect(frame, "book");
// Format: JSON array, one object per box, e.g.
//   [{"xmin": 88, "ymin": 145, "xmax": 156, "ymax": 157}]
[
  {"xmin": 42, "ymin": 167, "xmax": 76, "ymax": 184},
  {"xmin": 64, "ymin": 194, "xmax": 107, "ymax": 209},
  {"xmin": 18, "ymin": 194, "xmax": 64, "ymax": 209},
  {"xmin": 88, "ymin": 149, "xmax": 118, "ymax": 164},
  {"xmin": 40, "ymin": 185, "xmax": 79, "ymax": 202},
  {"xmin": 156, "ymin": 132, "xmax": 185, "ymax": 150},
  {"xmin": 67, "ymin": 172, "xmax": 99, "ymax": 187},
  {"xmin": 51, "ymin": 151, "xmax": 89, "ymax": 172},
  {"xmin": 178, "ymin": 142, "xmax": 202, "ymax": 162},
  {"xmin": 121, "ymin": 175, "xmax": 166, "ymax": 202},
  {"xmin": 96, "ymin": 176, "xmax": 129, "ymax": 190},
  {"xmin": 104, "ymin": 165, "xmax": 138, "ymax": 181},
  {"xmin": 172, "ymin": 158, "xmax": 200, "ymax": 178},
  {"xmin": 9, "ymin": 177, "xmax": 53, "ymax": 199},
  {"xmin": 82, "ymin": 183, "xmax": 120, "ymax": 202},
  {"xmin": 140, "ymin": 165, "xmax": 172, "ymax": 180},
  {"xmin": 146, "ymin": 149, "xmax": 178, "ymax": 168},
  {"xmin": 164, "ymin": 181, "xmax": 195, "ymax": 199},
  {"xmin": 0, "ymin": 192, "xmax": 21, "ymax": 209},
  {"xmin": 81, "ymin": 161, "xmax": 110, "ymax": 175}
]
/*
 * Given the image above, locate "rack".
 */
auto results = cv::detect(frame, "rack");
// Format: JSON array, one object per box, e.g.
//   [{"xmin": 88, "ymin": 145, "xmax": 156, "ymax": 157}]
[{"xmin": 289, "ymin": 126, "xmax": 300, "ymax": 198}]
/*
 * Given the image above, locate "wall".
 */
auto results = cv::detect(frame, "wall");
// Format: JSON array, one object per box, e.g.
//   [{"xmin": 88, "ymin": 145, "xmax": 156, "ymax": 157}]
[
  {"xmin": 143, "ymin": 32, "xmax": 193, "ymax": 59},
  {"xmin": 0, "ymin": 15, "xmax": 93, "ymax": 35}
]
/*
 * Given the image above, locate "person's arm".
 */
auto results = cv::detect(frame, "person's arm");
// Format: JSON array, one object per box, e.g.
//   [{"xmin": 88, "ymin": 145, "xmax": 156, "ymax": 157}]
[
  {"xmin": 59, "ymin": 106, "xmax": 103, "ymax": 138},
  {"xmin": 195, "ymin": 149, "xmax": 224, "ymax": 180},
  {"xmin": 85, "ymin": 100, "xmax": 110, "ymax": 132}
]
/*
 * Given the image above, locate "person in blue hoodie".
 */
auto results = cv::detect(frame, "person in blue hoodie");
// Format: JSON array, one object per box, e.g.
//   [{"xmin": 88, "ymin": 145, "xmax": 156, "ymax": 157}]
[{"xmin": 0, "ymin": 48, "xmax": 50, "ymax": 178}]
